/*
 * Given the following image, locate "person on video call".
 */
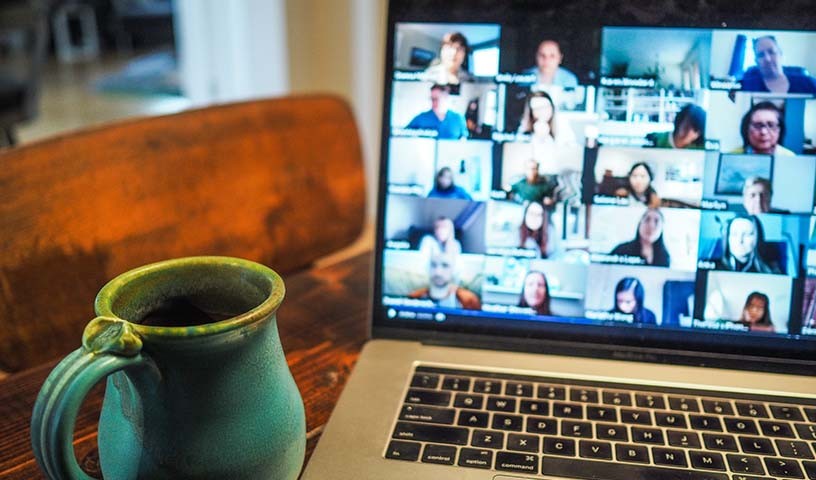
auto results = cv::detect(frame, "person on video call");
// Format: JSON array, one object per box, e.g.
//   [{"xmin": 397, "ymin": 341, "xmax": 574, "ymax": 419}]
[
  {"xmin": 408, "ymin": 252, "xmax": 480, "ymax": 309},
  {"xmin": 614, "ymin": 162, "xmax": 661, "ymax": 208},
  {"xmin": 740, "ymin": 177, "xmax": 779, "ymax": 215},
  {"xmin": 518, "ymin": 270, "xmax": 551, "ymax": 315},
  {"xmin": 523, "ymin": 40, "xmax": 579, "ymax": 88},
  {"xmin": 423, "ymin": 32, "xmax": 473, "ymax": 85},
  {"xmin": 732, "ymin": 101, "xmax": 794, "ymax": 156},
  {"xmin": 610, "ymin": 209, "xmax": 671, "ymax": 267},
  {"xmin": 646, "ymin": 104, "xmax": 707, "ymax": 149},
  {"xmin": 427, "ymin": 166, "xmax": 472, "ymax": 200},
  {"xmin": 611, "ymin": 277, "xmax": 657, "ymax": 325},
  {"xmin": 406, "ymin": 84, "xmax": 468, "ymax": 139},
  {"xmin": 520, "ymin": 201, "xmax": 549, "ymax": 258},
  {"xmin": 739, "ymin": 291, "xmax": 775, "ymax": 332},
  {"xmin": 740, "ymin": 36, "xmax": 816, "ymax": 94},
  {"xmin": 418, "ymin": 216, "xmax": 462, "ymax": 258},
  {"xmin": 509, "ymin": 158, "xmax": 558, "ymax": 205},
  {"xmin": 715, "ymin": 215, "xmax": 781, "ymax": 274}
]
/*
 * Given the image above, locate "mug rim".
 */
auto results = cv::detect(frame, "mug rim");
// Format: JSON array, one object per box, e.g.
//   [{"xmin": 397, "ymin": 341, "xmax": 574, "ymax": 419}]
[{"xmin": 94, "ymin": 256, "xmax": 285, "ymax": 339}]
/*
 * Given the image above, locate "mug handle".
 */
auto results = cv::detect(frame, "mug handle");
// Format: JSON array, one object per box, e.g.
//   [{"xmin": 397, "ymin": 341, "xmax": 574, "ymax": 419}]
[{"xmin": 31, "ymin": 317, "xmax": 156, "ymax": 480}]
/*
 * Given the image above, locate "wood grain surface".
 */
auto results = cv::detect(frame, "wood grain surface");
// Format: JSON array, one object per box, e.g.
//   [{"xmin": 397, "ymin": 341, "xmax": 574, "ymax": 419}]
[
  {"xmin": 0, "ymin": 251, "xmax": 372, "ymax": 479},
  {"xmin": 0, "ymin": 95, "xmax": 366, "ymax": 373}
]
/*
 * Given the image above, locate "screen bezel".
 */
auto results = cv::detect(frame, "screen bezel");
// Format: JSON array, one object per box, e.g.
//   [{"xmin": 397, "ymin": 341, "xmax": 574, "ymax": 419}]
[{"xmin": 371, "ymin": 0, "xmax": 816, "ymax": 374}]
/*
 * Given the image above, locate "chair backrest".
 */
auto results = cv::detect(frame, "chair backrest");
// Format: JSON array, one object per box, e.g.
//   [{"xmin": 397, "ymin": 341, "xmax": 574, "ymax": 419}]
[
  {"xmin": 0, "ymin": 0, "xmax": 49, "ymax": 124},
  {"xmin": 0, "ymin": 95, "xmax": 366, "ymax": 372}
]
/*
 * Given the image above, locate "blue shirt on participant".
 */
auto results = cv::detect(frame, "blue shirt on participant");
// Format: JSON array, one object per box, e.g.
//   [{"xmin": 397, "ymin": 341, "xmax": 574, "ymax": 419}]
[{"xmin": 407, "ymin": 110, "xmax": 468, "ymax": 139}]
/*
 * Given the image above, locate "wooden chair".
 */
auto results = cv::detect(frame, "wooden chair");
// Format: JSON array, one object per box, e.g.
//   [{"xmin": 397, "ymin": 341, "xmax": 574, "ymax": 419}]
[{"xmin": 0, "ymin": 95, "xmax": 366, "ymax": 374}]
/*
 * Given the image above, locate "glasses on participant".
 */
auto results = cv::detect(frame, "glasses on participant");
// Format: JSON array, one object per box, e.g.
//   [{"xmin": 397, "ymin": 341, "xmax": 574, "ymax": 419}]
[{"xmin": 749, "ymin": 121, "xmax": 781, "ymax": 132}]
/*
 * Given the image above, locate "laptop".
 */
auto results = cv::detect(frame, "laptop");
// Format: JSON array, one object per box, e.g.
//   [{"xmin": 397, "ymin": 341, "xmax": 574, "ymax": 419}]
[{"xmin": 302, "ymin": 1, "xmax": 816, "ymax": 478}]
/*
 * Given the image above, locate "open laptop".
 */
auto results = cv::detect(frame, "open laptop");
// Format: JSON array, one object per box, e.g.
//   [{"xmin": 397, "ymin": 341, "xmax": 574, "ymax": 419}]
[{"xmin": 302, "ymin": 1, "xmax": 816, "ymax": 478}]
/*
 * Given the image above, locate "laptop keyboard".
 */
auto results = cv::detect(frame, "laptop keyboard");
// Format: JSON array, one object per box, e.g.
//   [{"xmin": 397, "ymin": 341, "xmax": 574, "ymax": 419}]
[{"xmin": 384, "ymin": 366, "xmax": 816, "ymax": 479}]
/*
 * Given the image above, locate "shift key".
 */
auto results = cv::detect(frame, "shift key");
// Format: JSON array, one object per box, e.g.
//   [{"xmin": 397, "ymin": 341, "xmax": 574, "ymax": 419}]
[
  {"xmin": 393, "ymin": 422, "xmax": 469, "ymax": 445},
  {"xmin": 405, "ymin": 389, "xmax": 451, "ymax": 406}
]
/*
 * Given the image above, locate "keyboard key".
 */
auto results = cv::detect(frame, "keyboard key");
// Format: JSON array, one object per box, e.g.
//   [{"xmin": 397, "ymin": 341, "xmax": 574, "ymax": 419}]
[
  {"xmin": 689, "ymin": 450, "xmax": 726, "ymax": 471},
  {"xmin": 702, "ymin": 433, "xmax": 738, "ymax": 451},
  {"xmin": 668, "ymin": 396, "xmax": 700, "ymax": 412},
  {"xmin": 400, "ymin": 404, "xmax": 455, "ymax": 425},
  {"xmin": 553, "ymin": 402, "xmax": 583, "ymax": 418},
  {"xmin": 652, "ymin": 447, "xmax": 687, "ymax": 467},
  {"xmin": 739, "ymin": 436, "xmax": 776, "ymax": 455},
  {"xmin": 655, "ymin": 412, "xmax": 687, "ymax": 429},
  {"xmin": 587, "ymin": 405, "xmax": 618, "ymax": 422},
  {"xmin": 725, "ymin": 417, "xmax": 759, "ymax": 435},
  {"xmin": 690, "ymin": 414, "xmax": 722, "ymax": 431},
  {"xmin": 543, "ymin": 437, "xmax": 576, "ymax": 457},
  {"xmin": 764, "ymin": 457, "xmax": 805, "ymax": 479},
  {"xmin": 507, "ymin": 433, "xmax": 539, "ymax": 453},
  {"xmin": 405, "ymin": 389, "xmax": 450, "ymax": 406},
  {"xmin": 473, "ymin": 379, "xmax": 501, "ymax": 394},
  {"xmin": 620, "ymin": 408, "xmax": 652, "ymax": 425},
  {"xmin": 667, "ymin": 429, "xmax": 701, "ymax": 448},
  {"xmin": 726, "ymin": 454, "xmax": 765, "ymax": 475},
  {"xmin": 796, "ymin": 422, "xmax": 816, "ymax": 441},
  {"xmin": 760, "ymin": 420, "xmax": 796, "ymax": 438},
  {"xmin": 495, "ymin": 451, "xmax": 538, "ymax": 474},
  {"xmin": 519, "ymin": 399, "xmax": 549, "ymax": 415},
  {"xmin": 526, "ymin": 416, "xmax": 557, "ymax": 435},
  {"xmin": 392, "ymin": 422, "xmax": 469, "ymax": 445},
  {"xmin": 805, "ymin": 408, "xmax": 816, "ymax": 423},
  {"xmin": 615, "ymin": 443, "xmax": 649, "ymax": 464},
  {"xmin": 441, "ymin": 376, "xmax": 470, "ymax": 391},
  {"xmin": 537, "ymin": 384, "xmax": 566, "ymax": 400},
  {"xmin": 457, "ymin": 410, "xmax": 489, "ymax": 428},
  {"xmin": 539, "ymin": 456, "xmax": 729, "ymax": 480},
  {"xmin": 736, "ymin": 402, "xmax": 769, "ymax": 418},
  {"xmin": 702, "ymin": 399, "xmax": 734, "ymax": 415},
  {"xmin": 635, "ymin": 393, "xmax": 666, "ymax": 410},
  {"xmin": 457, "ymin": 447, "xmax": 493, "ymax": 469},
  {"xmin": 603, "ymin": 390, "xmax": 632, "ymax": 406},
  {"xmin": 470, "ymin": 429, "xmax": 504, "ymax": 449},
  {"xmin": 570, "ymin": 387, "xmax": 599, "ymax": 403},
  {"xmin": 803, "ymin": 460, "xmax": 816, "ymax": 479},
  {"xmin": 597, "ymin": 423, "xmax": 629, "ymax": 441},
  {"xmin": 492, "ymin": 413, "xmax": 523, "ymax": 431},
  {"xmin": 771, "ymin": 405, "xmax": 805, "ymax": 422},
  {"xmin": 561, "ymin": 420, "xmax": 593, "ymax": 438},
  {"xmin": 385, "ymin": 440, "xmax": 420, "ymax": 461},
  {"xmin": 776, "ymin": 439, "xmax": 815, "ymax": 459},
  {"xmin": 579, "ymin": 440, "xmax": 613, "ymax": 460},
  {"xmin": 486, "ymin": 396, "xmax": 517, "ymax": 412},
  {"xmin": 453, "ymin": 393, "xmax": 484, "ymax": 409},
  {"xmin": 632, "ymin": 427, "xmax": 664, "ymax": 445},
  {"xmin": 411, "ymin": 373, "xmax": 439, "ymax": 389},
  {"xmin": 505, "ymin": 382, "xmax": 533, "ymax": 398},
  {"xmin": 421, "ymin": 444, "xmax": 456, "ymax": 465}
]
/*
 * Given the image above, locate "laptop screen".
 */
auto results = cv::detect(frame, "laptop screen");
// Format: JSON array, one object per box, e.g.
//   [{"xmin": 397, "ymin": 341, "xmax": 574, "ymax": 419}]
[{"xmin": 373, "ymin": 0, "xmax": 816, "ymax": 362}]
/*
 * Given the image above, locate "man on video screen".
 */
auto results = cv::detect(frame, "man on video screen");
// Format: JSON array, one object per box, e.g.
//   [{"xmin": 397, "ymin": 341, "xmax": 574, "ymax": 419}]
[
  {"xmin": 524, "ymin": 40, "xmax": 578, "ymax": 88},
  {"xmin": 406, "ymin": 84, "xmax": 468, "ymax": 139}
]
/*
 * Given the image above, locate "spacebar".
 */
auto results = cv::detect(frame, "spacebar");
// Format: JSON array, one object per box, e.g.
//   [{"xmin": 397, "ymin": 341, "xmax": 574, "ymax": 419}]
[{"xmin": 539, "ymin": 457, "xmax": 729, "ymax": 480}]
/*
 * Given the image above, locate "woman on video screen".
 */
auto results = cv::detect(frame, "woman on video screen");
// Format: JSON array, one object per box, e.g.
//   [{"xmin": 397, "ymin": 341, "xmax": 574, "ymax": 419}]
[
  {"xmin": 610, "ymin": 209, "xmax": 670, "ymax": 267},
  {"xmin": 423, "ymin": 32, "xmax": 473, "ymax": 85},
  {"xmin": 646, "ymin": 104, "xmax": 706, "ymax": 149},
  {"xmin": 615, "ymin": 162, "xmax": 660, "ymax": 208},
  {"xmin": 520, "ymin": 201, "xmax": 548, "ymax": 258},
  {"xmin": 428, "ymin": 167, "xmax": 472, "ymax": 200},
  {"xmin": 611, "ymin": 277, "xmax": 656, "ymax": 325},
  {"xmin": 739, "ymin": 291, "xmax": 775, "ymax": 332},
  {"xmin": 518, "ymin": 270, "xmax": 551, "ymax": 315},
  {"xmin": 741, "ymin": 36, "xmax": 816, "ymax": 95},
  {"xmin": 716, "ymin": 215, "xmax": 781, "ymax": 274},
  {"xmin": 418, "ymin": 216, "xmax": 462, "ymax": 258},
  {"xmin": 732, "ymin": 102, "xmax": 794, "ymax": 156}
]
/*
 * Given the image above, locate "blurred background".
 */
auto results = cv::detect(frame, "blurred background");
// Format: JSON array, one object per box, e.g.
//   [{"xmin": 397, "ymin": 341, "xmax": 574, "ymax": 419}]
[{"xmin": 0, "ymin": 0, "xmax": 386, "ymax": 217}]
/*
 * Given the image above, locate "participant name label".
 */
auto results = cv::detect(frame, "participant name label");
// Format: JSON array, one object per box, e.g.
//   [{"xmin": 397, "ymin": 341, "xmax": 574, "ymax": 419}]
[
  {"xmin": 495, "ymin": 73, "xmax": 537, "ymax": 84},
  {"xmin": 391, "ymin": 127, "xmax": 438, "ymax": 138},
  {"xmin": 709, "ymin": 79, "xmax": 741, "ymax": 90},
  {"xmin": 591, "ymin": 253, "xmax": 646, "ymax": 265},
  {"xmin": 701, "ymin": 199, "xmax": 728, "ymax": 210},
  {"xmin": 585, "ymin": 310, "xmax": 634, "ymax": 322},
  {"xmin": 600, "ymin": 77, "xmax": 656, "ymax": 88}
]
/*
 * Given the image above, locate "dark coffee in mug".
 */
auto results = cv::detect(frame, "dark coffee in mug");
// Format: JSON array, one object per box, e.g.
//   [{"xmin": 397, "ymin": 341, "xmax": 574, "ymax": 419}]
[{"xmin": 140, "ymin": 296, "xmax": 238, "ymax": 327}]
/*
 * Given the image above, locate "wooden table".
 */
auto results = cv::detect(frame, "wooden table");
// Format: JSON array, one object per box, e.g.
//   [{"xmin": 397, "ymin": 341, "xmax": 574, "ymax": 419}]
[{"xmin": 0, "ymin": 252, "xmax": 372, "ymax": 479}]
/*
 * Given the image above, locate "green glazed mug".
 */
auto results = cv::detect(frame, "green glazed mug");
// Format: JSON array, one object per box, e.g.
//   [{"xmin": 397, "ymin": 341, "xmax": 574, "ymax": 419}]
[{"xmin": 31, "ymin": 256, "xmax": 306, "ymax": 479}]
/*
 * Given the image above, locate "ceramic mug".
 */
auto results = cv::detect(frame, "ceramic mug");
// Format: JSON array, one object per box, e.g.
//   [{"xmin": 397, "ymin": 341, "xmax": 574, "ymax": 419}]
[{"xmin": 31, "ymin": 256, "xmax": 306, "ymax": 479}]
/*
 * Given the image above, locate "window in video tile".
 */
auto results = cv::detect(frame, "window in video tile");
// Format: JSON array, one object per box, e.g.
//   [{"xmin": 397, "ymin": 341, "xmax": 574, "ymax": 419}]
[{"xmin": 584, "ymin": 264, "xmax": 695, "ymax": 327}]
